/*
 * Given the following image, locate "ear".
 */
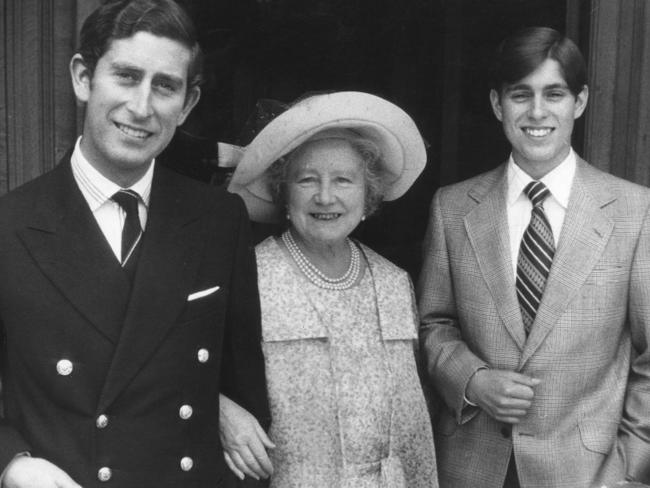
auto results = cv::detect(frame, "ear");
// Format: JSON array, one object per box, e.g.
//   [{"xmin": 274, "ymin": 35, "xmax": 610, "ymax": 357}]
[
  {"xmin": 489, "ymin": 89, "xmax": 503, "ymax": 122},
  {"xmin": 573, "ymin": 84, "xmax": 589, "ymax": 119},
  {"xmin": 70, "ymin": 54, "xmax": 92, "ymax": 104},
  {"xmin": 177, "ymin": 86, "xmax": 201, "ymax": 126}
]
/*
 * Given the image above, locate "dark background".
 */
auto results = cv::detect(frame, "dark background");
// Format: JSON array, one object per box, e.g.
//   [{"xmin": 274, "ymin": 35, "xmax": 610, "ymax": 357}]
[{"xmin": 159, "ymin": 0, "xmax": 574, "ymax": 280}]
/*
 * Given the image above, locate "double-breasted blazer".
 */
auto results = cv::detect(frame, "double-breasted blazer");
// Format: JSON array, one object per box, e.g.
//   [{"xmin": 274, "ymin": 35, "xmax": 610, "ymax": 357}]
[
  {"xmin": 0, "ymin": 155, "xmax": 269, "ymax": 487},
  {"xmin": 418, "ymin": 158, "xmax": 650, "ymax": 488}
]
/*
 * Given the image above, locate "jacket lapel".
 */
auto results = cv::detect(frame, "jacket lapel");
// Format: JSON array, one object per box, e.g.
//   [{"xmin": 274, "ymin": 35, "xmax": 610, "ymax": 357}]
[
  {"xmin": 464, "ymin": 164, "xmax": 527, "ymax": 350},
  {"xmin": 97, "ymin": 167, "xmax": 207, "ymax": 412},
  {"xmin": 17, "ymin": 160, "xmax": 130, "ymax": 344},
  {"xmin": 519, "ymin": 159, "xmax": 614, "ymax": 367}
]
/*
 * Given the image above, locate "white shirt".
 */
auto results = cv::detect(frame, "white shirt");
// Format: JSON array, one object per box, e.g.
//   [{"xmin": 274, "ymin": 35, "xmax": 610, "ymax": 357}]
[
  {"xmin": 506, "ymin": 149, "xmax": 576, "ymax": 277},
  {"xmin": 70, "ymin": 137, "xmax": 153, "ymax": 262}
]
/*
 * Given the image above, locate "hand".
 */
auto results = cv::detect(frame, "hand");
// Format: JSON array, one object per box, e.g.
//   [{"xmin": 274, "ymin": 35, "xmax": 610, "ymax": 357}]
[
  {"xmin": 219, "ymin": 394, "xmax": 275, "ymax": 480},
  {"xmin": 466, "ymin": 369, "xmax": 541, "ymax": 423},
  {"xmin": 3, "ymin": 456, "xmax": 82, "ymax": 488}
]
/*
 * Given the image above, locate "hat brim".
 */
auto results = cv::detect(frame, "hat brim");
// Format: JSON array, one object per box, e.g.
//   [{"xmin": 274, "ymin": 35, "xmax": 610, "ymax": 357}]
[{"xmin": 228, "ymin": 91, "xmax": 426, "ymax": 223}]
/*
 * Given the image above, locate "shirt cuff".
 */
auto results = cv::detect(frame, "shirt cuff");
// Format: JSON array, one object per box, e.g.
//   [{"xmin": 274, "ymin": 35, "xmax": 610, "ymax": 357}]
[
  {"xmin": 463, "ymin": 366, "xmax": 489, "ymax": 408},
  {"xmin": 1, "ymin": 452, "xmax": 31, "ymax": 486},
  {"xmin": 463, "ymin": 394, "xmax": 478, "ymax": 407}
]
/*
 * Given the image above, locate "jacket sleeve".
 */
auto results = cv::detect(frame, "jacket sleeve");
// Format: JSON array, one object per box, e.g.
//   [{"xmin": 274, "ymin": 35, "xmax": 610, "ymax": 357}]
[
  {"xmin": 417, "ymin": 189, "xmax": 487, "ymax": 424},
  {"xmin": 0, "ymin": 320, "xmax": 32, "ymax": 471},
  {"xmin": 619, "ymin": 203, "xmax": 650, "ymax": 483},
  {"xmin": 219, "ymin": 197, "xmax": 271, "ymax": 431}
]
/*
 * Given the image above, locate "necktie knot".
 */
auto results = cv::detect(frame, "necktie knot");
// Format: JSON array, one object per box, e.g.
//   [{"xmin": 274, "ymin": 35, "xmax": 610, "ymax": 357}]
[
  {"xmin": 111, "ymin": 189, "xmax": 142, "ymax": 266},
  {"xmin": 524, "ymin": 181, "xmax": 550, "ymax": 208},
  {"xmin": 111, "ymin": 189, "xmax": 140, "ymax": 216}
]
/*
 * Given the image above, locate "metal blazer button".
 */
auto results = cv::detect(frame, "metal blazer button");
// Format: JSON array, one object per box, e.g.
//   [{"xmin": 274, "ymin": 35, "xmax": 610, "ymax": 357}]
[
  {"xmin": 96, "ymin": 415, "xmax": 109, "ymax": 429},
  {"xmin": 180, "ymin": 456, "xmax": 194, "ymax": 471},
  {"xmin": 56, "ymin": 359, "xmax": 73, "ymax": 376},
  {"xmin": 197, "ymin": 348, "xmax": 210, "ymax": 363},
  {"xmin": 179, "ymin": 404, "xmax": 193, "ymax": 420},
  {"xmin": 97, "ymin": 467, "xmax": 112, "ymax": 482}
]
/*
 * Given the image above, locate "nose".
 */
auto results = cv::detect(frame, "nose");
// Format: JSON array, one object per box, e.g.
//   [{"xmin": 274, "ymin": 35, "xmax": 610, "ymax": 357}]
[
  {"xmin": 126, "ymin": 86, "xmax": 154, "ymax": 118},
  {"xmin": 529, "ymin": 94, "xmax": 547, "ymax": 119},
  {"xmin": 314, "ymin": 181, "xmax": 334, "ymax": 205}
]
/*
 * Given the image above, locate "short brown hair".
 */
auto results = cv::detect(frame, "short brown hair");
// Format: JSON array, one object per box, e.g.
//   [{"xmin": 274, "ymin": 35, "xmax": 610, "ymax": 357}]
[{"xmin": 490, "ymin": 26, "xmax": 586, "ymax": 97}]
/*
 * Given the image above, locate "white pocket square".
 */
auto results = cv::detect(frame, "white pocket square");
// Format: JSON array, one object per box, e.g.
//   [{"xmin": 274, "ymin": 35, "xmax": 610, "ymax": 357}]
[{"xmin": 187, "ymin": 286, "xmax": 220, "ymax": 301}]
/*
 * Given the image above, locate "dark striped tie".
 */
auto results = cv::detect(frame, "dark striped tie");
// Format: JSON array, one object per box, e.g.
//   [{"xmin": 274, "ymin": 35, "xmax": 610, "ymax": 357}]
[
  {"xmin": 516, "ymin": 181, "xmax": 555, "ymax": 335},
  {"xmin": 111, "ymin": 189, "xmax": 142, "ymax": 266}
]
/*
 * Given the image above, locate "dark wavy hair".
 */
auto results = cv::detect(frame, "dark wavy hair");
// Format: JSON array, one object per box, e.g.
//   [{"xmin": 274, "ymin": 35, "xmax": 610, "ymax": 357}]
[
  {"xmin": 490, "ymin": 26, "xmax": 586, "ymax": 97},
  {"xmin": 267, "ymin": 131, "xmax": 386, "ymax": 223},
  {"xmin": 77, "ymin": 0, "xmax": 203, "ymax": 90}
]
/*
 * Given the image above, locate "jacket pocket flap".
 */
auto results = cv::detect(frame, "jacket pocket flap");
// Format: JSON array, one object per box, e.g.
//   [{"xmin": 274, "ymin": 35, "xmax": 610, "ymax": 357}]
[{"xmin": 578, "ymin": 419, "xmax": 618, "ymax": 454}]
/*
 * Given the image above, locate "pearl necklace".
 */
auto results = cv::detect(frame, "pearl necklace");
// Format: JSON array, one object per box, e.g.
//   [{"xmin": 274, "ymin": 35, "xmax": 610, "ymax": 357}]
[{"xmin": 282, "ymin": 230, "xmax": 361, "ymax": 290}]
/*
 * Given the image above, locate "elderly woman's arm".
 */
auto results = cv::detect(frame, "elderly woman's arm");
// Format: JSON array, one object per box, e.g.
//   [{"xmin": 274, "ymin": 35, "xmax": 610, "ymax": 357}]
[{"xmin": 219, "ymin": 394, "xmax": 275, "ymax": 481}]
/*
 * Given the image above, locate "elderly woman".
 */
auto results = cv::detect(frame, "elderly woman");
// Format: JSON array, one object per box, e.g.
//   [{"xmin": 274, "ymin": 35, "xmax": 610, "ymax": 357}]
[{"xmin": 221, "ymin": 92, "xmax": 437, "ymax": 488}]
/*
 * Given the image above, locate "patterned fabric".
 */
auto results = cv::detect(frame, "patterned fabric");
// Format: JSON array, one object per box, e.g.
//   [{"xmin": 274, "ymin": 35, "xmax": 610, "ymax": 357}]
[
  {"xmin": 256, "ymin": 237, "xmax": 438, "ymax": 488},
  {"xmin": 516, "ymin": 181, "xmax": 555, "ymax": 334},
  {"xmin": 418, "ymin": 158, "xmax": 650, "ymax": 487}
]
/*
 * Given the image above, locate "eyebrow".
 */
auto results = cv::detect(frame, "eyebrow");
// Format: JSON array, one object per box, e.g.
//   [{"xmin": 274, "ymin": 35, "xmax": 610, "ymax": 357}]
[
  {"xmin": 505, "ymin": 82, "xmax": 569, "ymax": 93},
  {"xmin": 109, "ymin": 61, "xmax": 142, "ymax": 73},
  {"xmin": 109, "ymin": 62, "xmax": 185, "ymax": 87}
]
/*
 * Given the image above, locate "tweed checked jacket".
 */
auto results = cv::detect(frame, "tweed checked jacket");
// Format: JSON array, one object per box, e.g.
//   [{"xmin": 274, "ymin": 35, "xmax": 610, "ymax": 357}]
[{"xmin": 418, "ymin": 158, "xmax": 650, "ymax": 488}]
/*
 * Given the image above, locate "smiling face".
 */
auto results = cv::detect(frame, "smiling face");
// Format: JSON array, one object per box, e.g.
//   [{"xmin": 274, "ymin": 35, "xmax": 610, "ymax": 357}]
[
  {"xmin": 490, "ymin": 58, "xmax": 588, "ymax": 179},
  {"xmin": 286, "ymin": 138, "xmax": 367, "ymax": 251},
  {"xmin": 70, "ymin": 31, "xmax": 200, "ymax": 187}
]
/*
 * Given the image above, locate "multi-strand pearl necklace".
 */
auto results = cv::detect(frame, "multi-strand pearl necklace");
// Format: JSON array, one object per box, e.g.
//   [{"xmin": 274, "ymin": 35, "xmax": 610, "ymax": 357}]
[{"xmin": 282, "ymin": 230, "xmax": 361, "ymax": 291}]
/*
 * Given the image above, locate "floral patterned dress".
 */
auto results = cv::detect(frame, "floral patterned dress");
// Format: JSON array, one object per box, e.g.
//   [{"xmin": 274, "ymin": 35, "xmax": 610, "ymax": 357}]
[{"xmin": 256, "ymin": 236, "xmax": 438, "ymax": 488}]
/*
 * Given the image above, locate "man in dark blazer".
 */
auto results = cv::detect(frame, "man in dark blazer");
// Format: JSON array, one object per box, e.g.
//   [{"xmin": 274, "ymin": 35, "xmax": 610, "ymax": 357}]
[
  {"xmin": 0, "ymin": 1, "xmax": 269, "ymax": 487},
  {"xmin": 418, "ymin": 27, "xmax": 650, "ymax": 487}
]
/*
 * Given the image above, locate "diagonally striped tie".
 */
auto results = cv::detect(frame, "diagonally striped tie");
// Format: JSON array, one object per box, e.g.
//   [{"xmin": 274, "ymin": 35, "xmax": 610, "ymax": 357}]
[
  {"xmin": 516, "ymin": 181, "xmax": 555, "ymax": 335},
  {"xmin": 111, "ymin": 189, "xmax": 143, "ymax": 267}
]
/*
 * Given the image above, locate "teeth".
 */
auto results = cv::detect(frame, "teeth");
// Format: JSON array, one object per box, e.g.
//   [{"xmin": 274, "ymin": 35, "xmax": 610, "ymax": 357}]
[
  {"xmin": 524, "ymin": 127, "xmax": 552, "ymax": 137},
  {"xmin": 311, "ymin": 213, "xmax": 340, "ymax": 220},
  {"xmin": 116, "ymin": 123, "xmax": 149, "ymax": 139}
]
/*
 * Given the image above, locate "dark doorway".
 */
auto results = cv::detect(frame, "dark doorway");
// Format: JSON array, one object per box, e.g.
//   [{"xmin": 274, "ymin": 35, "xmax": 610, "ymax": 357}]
[{"xmin": 159, "ymin": 0, "xmax": 573, "ymax": 280}]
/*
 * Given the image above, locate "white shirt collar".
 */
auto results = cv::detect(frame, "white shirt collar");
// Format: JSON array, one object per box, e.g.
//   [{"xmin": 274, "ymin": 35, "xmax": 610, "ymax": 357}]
[
  {"xmin": 506, "ymin": 149, "xmax": 576, "ymax": 209},
  {"xmin": 70, "ymin": 136, "xmax": 154, "ymax": 211}
]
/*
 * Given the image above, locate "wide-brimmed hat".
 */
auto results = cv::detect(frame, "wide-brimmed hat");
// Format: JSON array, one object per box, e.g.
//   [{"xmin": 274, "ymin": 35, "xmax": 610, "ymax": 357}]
[{"xmin": 227, "ymin": 91, "xmax": 427, "ymax": 223}]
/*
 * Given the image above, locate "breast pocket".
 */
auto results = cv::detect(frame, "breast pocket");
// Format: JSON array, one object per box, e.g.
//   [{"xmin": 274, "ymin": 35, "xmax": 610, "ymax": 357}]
[
  {"xmin": 584, "ymin": 262, "xmax": 628, "ymax": 286},
  {"xmin": 178, "ymin": 287, "xmax": 224, "ymax": 324},
  {"xmin": 579, "ymin": 262, "xmax": 628, "ymax": 315}
]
